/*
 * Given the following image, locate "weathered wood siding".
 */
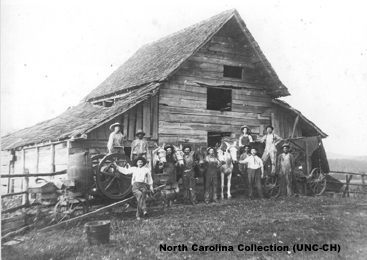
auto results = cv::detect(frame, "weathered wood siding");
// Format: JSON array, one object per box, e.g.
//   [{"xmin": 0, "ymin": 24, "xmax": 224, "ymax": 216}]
[
  {"xmin": 88, "ymin": 95, "xmax": 158, "ymax": 142},
  {"xmin": 159, "ymin": 31, "xmax": 277, "ymax": 145},
  {"xmin": 272, "ymin": 107, "xmax": 302, "ymax": 139}
]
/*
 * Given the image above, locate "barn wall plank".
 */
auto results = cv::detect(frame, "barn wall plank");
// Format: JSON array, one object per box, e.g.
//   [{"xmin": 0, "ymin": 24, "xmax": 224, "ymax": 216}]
[
  {"xmin": 136, "ymin": 102, "xmax": 143, "ymax": 132},
  {"xmin": 128, "ymin": 106, "xmax": 137, "ymax": 141},
  {"xmin": 157, "ymin": 33, "xmax": 281, "ymax": 146},
  {"xmin": 143, "ymin": 98, "xmax": 151, "ymax": 137},
  {"xmin": 151, "ymin": 94, "xmax": 158, "ymax": 139}
]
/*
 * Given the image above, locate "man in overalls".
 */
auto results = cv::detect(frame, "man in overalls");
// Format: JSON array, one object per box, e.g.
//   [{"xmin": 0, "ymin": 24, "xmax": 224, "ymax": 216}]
[
  {"xmin": 259, "ymin": 126, "xmax": 282, "ymax": 175},
  {"xmin": 277, "ymin": 143, "xmax": 295, "ymax": 197}
]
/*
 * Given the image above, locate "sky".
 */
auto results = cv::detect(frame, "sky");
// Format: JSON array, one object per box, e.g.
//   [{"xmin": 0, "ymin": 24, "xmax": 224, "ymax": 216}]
[{"xmin": 1, "ymin": 0, "xmax": 367, "ymax": 156}]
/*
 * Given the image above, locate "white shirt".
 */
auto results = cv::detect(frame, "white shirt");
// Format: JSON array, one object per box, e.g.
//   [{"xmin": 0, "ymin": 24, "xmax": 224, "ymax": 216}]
[
  {"xmin": 117, "ymin": 166, "xmax": 153, "ymax": 185},
  {"xmin": 240, "ymin": 155, "xmax": 264, "ymax": 169}
]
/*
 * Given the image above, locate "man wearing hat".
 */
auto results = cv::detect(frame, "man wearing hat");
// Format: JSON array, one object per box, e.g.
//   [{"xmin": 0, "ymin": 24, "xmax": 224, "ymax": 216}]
[
  {"xmin": 107, "ymin": 122, "xmax": 126, "ymax": 154},
  {"xmin": 182, "ymin": 145, "xmax": 197, "ymax": 205},
  {"xmin": 276, "ymin": 143, "xmax": 295, "ymax": 197},
  {"xmin": 238, "ymin": 145, "xmax": 251, "ymax": 189},
  {"xmin": 131, "ymin": 130, "xmax": 149, "ymax": 161},
  {"xmin": 113, "ymin": 157, "xmax": 153, "ymax": 220},
  {"xmin": 239, "ymin": 147, "xmax": 264, "ymax": 199},
  {"xmin": 257, "ymin": 125, "xmax": 282, "ymax": 175},
  {"xmin": 239, "ymin": 125, "xmax": 253, "ymax": 155}
]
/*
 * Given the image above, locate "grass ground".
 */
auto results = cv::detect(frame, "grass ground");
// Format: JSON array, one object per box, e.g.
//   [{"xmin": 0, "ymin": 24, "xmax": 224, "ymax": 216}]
[{"xmin": 2, "ymin": 195, "xmax": 367, "ymax": 260}]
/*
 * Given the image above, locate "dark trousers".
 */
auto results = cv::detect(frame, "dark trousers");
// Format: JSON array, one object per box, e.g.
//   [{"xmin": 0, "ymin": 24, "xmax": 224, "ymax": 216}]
[
  {"xmin": 132, "ymin": 182, "xmax": 149, "ymax": 218},
  {"xmin": 248, "ymin": 168, "xmax": 263, "ymax": 198},
  {"xmin": 204, "ymin": 168, "xmax": 218, "ymax": 202},
  {"xmin": 182, "ymin": 169, "xmax": 196, "ymax": 203}
]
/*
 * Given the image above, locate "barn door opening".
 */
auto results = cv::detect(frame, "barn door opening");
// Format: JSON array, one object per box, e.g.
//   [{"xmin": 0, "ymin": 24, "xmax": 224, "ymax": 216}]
[{"xmin": 207, "ymin": 132, "xmax": 231, "ymax": 148}]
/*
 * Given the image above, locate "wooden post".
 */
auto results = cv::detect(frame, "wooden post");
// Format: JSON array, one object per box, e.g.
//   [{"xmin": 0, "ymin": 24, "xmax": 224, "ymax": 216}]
[
  {"xmin": 305, "ymin": 140, "xmax": 310, "ymax": 177},
  {"xmin": 21, "ymin": 149, "xmax": 29, "ymax": 206},
  {"xmin": 51, "ymin": 144, "xmax": 55, "ymax": 173},
  {"xmin": 361, "ymin": 174, "xmax": 366, "ymax": 193},
  {"xmin": 342, "ymin": 174, "xmax": 353, "ymax": 198},
  {"xmin": 7, "ymin": 151, "xmax": 12, "ymax": 194},
  {"xmin": 270, "ymin": 113, "xmax": 275, "ymax": 130},
  {"xmin": 291, "ymin": 114, "xmax": 300, "ymax": 138},
  {"xmin": 35, "ymin": 147, "xmax": 39, "ymax": 174}
]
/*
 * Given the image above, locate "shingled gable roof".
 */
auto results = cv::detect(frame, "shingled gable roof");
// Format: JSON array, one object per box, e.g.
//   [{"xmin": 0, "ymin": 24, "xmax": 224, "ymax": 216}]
[
  {"xmin": 1, "ymin": 83, "xmax": 160, "ymax": 150},
  {"xmin": 84, "ymin": 9, "xmax": 290, "ymax": 102}
]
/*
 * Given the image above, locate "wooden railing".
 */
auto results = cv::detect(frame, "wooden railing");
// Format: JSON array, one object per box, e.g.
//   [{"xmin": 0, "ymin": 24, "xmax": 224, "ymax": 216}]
[
  {"xmin": 1, "ymin": 170, "xmax": 67, "ymax": 214},
  {"xmin": 328, "ymin": 171, "xmax": 367, "ymax": 197}
]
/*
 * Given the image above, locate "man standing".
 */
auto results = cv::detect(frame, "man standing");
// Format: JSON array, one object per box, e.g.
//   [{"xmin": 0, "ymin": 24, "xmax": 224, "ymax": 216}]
[
  {"xmin": 277, "ymin": 143, "xmax": 295, "ymax": 197},
  {"xmin": 131, "ymin": 130, "xmax": 149, "ymax": 161},
  {"xmin": 258, "ymin": 126, "xmax": 282, "ymax": 175},
  {"xmin": 182, "ymin": 146, "xmax": 197, "ymax": 205},
  {"xmin": 239, "ymin": 147, "xmax": 264, "ymax": 199},
  {"xmin": 239, "ymin": 145, "xmax": 251, "ymax": 192},
  {"xmin": 107, "ymin": 122, "xmax": 126, "ymax": 154}
]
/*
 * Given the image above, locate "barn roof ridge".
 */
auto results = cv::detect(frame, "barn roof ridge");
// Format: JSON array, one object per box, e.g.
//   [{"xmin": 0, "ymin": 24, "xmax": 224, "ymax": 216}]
[{"xmin": 83, "ymin": 9, "xmax": 290, "ymax": 102}]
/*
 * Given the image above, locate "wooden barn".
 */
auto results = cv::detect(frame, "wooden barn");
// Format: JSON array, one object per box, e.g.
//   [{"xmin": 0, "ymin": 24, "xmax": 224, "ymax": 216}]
[{"xmin": 1, "ymin": 9, "xmax": 328, "ymax": 193}]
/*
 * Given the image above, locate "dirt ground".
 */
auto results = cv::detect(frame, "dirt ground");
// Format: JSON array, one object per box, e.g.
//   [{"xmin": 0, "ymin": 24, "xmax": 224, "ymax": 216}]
[{"xmin": 2, "ymin": 196, "xmax": 367, "ymax": 260}]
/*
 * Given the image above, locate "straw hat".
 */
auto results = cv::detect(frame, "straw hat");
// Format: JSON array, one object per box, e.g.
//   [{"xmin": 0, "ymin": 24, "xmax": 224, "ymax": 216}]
[
  {"xmin": 109, "ymin": 122, "xmax": 123, "ymax": 131},
  {"xmin": 135, "ymin": 130, "xmax": 146, "ymax": 136}
]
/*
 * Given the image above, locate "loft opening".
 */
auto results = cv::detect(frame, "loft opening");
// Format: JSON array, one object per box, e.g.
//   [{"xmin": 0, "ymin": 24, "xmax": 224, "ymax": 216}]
[
  {"xmin": 223, "ymin": 65, "xmax": 243, "ymax": 79},
  {"xmin": 207, "ymin": 87, "xmax": 232, "ymax": 111}
]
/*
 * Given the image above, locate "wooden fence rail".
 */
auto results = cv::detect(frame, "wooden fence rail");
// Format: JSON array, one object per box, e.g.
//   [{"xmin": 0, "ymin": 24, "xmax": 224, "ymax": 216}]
[
  {"xmin": 1, "ymin": 170, "xmax": 67, "ymax": 215},
  {"xmin": 329, "ymin": 170, "xmax": 367, "ymax": 198},
  {"xmin": 0, "ymin": 170, "xmax": 67, "ymax": 179}
]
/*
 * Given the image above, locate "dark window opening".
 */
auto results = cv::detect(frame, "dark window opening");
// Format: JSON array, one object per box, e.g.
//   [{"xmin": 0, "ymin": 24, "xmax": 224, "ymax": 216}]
[
  {"xmin": 104, "ymin": 101, "xmax": 114, "ymax": 107},
  {"xmin": 207, "ymin": 88, "xmax": 232, "ymax": 111},
  {"xmin": 223, "ymin": 65, "xmax": 243, "ymax": 79},
  {"xmin": 207, "ymin": 132, "xmax": 231, "ymax": 148}
]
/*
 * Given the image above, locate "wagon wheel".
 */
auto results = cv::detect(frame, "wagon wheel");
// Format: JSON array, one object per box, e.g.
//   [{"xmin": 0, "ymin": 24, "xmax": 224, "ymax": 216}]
[
  {"xmin": 51, "ymin": 197, "xmax": 87, "ymax": 224},
  {"xmin": 264, "ymin": 175, "xmax": 281, "ymax": 198},
  {"xmin": 97, "ymin": 153, "xmax": 132, "ymax": 200},
  {"xmin": 90, "ymin": 154, "xmax": 106, "ymax": 195},
  {"xmin": 308, "ymin": 167, "xmax": 327, "ymax": 196}
]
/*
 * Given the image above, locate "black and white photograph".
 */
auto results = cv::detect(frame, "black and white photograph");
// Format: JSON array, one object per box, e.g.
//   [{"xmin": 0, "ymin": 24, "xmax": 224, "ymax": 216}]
[{"xmin": 1, "ymin": 0, "xmax": 366, "ymax": 259}]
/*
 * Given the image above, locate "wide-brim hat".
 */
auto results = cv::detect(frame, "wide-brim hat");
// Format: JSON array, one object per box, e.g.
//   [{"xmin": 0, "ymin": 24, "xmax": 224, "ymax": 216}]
[
  {"xmin": 164, "ymin": 145, "xmax": 174, "ymax": 151},
  {"xmin": 133, "ymin": 157, "xmax": 147, "ymax": 167},
  {"xmin": 182, "ymin": 145, "xmax": 191, "ymax": 152},
  {"xmin": 109, "ymin": 122, "xmax": 123, "ymax": 131},
  {"xmin": 206, "ymin": 147, "xmax": 216, "ymax": 153},
  {"xmin": 282, "ymin": 143, "xmax": 291, "ymax": 148},
  {"xmin": 265, "ymin": 125, "xmax": 274, "ymax": 131},
  {"xmin": 240, "ymin": 125, "xmax": 250, "ymax": 132},
  {"xmin": 243, "ymin": 145, "xmax": 251, "ymax": 149},
  {"xmin": 135, "ymin": 130, "xmax": 146, "ymax": 136}
]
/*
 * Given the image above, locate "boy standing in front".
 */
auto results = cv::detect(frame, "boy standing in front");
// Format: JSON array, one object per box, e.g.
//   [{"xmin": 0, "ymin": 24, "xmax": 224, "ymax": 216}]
[
  {"xmin": 277, "ymin": 143, "xmax": 295, "ymax": 197},
  {"xmin": 239, "ymin": 147, "xmax": 264, "ymax": 199}
]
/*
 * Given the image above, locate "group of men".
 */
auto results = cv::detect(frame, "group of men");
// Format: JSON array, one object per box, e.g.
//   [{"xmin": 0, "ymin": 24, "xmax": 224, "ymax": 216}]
[
  {"xmin": 108, "ymin": 122, "xmax": 296, "ymax": 220},
  {"xmin": 238, "ymin": 125, "xmax": 295, "ymax": 198}
]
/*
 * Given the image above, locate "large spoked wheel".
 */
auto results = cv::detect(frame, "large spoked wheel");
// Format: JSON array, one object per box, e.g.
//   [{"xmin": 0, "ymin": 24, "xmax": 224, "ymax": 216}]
[
  {"xmin": 308, "ymin": 167, "xmax": 327, "ymax": 196},
  {"xmin": 90, "ymin": 154, "xmax": 106, "ymax": 197},
  {"xmin": 264, "ymin": 175, "xmax": 281, "ymax": 198},
  {"xmin": 97, "ymin": 153, "xmax": 132, "ymax": 200}
]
